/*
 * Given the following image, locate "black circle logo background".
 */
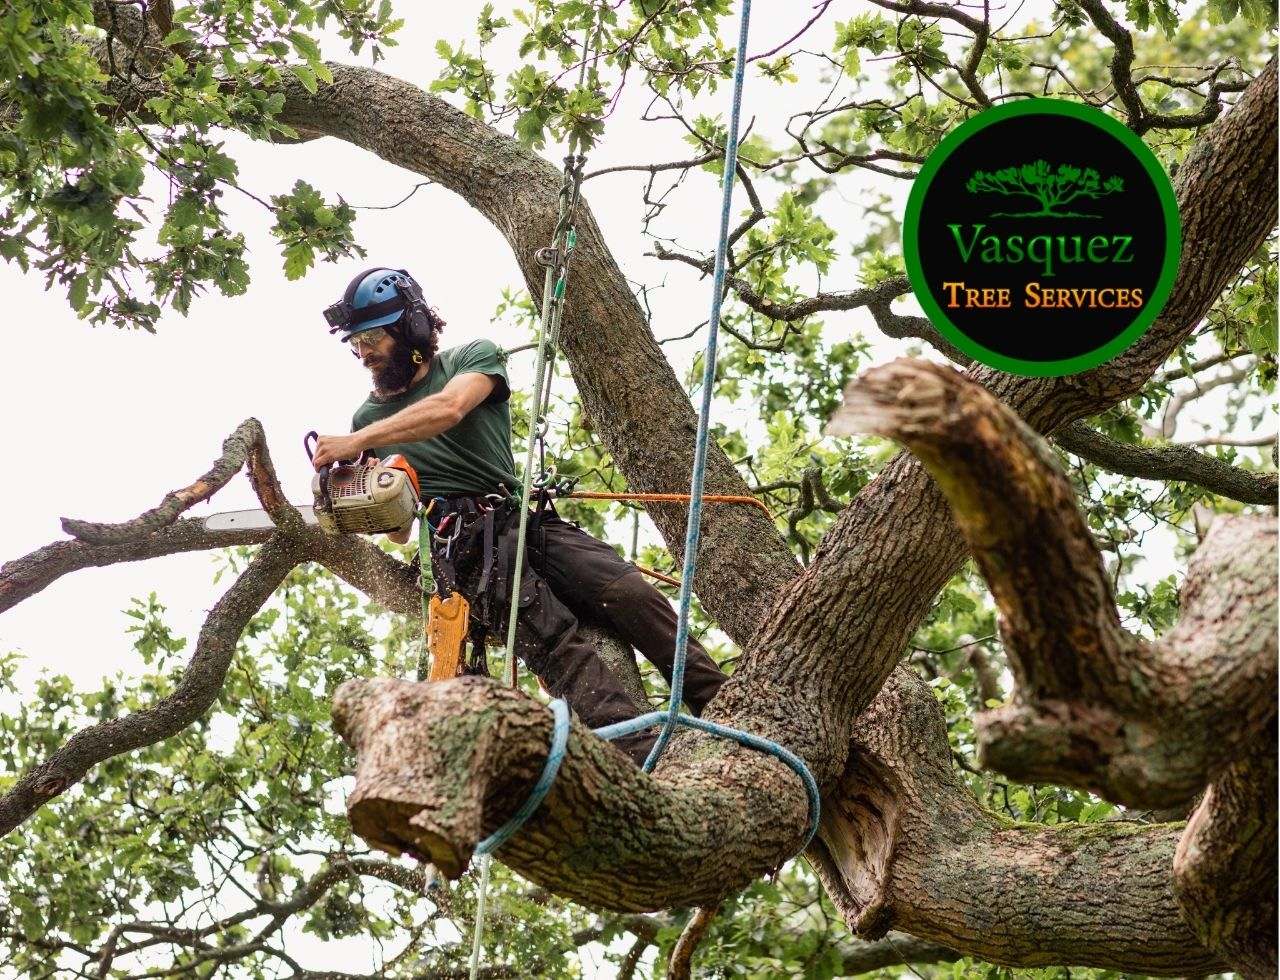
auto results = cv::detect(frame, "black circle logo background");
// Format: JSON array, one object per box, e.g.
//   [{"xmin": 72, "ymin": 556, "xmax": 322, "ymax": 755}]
[{"xmin": 916, "ymin": 113, "xmax": 1167, "ymax": 362}]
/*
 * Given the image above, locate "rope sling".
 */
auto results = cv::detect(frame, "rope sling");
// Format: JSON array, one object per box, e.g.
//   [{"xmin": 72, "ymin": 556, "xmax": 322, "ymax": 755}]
[{"xmin": 459, "ymin": 3, "xmax": 818, "ymax": 974}]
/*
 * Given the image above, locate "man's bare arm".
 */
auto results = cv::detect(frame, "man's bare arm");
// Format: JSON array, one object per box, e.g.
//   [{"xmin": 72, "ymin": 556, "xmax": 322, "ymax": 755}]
[{"xmin": 311, "ymin": 373, "xmax": 499, "ymax": 468}]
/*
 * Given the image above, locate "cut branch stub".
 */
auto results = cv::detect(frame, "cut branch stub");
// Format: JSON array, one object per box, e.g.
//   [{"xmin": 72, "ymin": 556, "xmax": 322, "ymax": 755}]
[
  {"xmin": 330, "ymin": 675, "xmax": 811, "ymax": 911},
  {"xmin": 831, "ymin": 359, "xmax": 1277, "ymax": 808}
]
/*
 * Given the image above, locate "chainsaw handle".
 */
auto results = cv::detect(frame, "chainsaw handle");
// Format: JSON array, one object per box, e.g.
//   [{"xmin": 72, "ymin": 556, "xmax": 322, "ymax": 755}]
[
  {"xmin": 304, "ymin": 431, "xmax": 333, "ymax": 509},
  {"xmin": 305, "ymin": 430, "xmax": 367, "ymax": 467}
]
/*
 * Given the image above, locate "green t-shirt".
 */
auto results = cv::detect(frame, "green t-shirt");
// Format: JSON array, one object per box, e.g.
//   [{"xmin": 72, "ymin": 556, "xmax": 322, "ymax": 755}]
[{"xmin": 351, "ymin": 339, "xmax": 519, "ymax": 499}]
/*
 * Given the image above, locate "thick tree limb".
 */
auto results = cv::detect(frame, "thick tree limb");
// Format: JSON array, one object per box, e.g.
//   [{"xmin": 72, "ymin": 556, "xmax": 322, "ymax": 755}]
[
  {"xmin": 833, "ymin": 359, "xmax": 1277, "ymax": 809},
  {"xmin": 0, "ymin": 519, "xmax": 271, "ymax": 615},
  {"xmin": 1055, "ymin": 420, "xmax": 1278, "ymax": 505},
  {"xmin": 331, "ymin": 675, "xmax": 811, "ymax": 909},
  {"xmin": 808, "ymin": 669, "xmax": 1226, "ymax": 974},
  {"xmin": 1174, "ymin": 735, "xmax": 1278, "ymax": 978},
  {"xmin": 0, "ymin": 534, "xmax": 301, "ymax": 836}
]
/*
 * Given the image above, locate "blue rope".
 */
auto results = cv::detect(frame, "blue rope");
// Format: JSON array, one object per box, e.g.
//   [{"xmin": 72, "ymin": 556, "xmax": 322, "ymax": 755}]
[
  {"xmin": 475, "ymin": 698, "xmax": 571, "ymax": 855},
  {"xmin": 594, "ymin": 712, "xmax": 821, "ymax": 849},
  {"xmin": 613, "ymin": 0, "xmax": 820, "ymax": 853},
  {"xmin": 472, "ymin": 0, "xmax": 818, "ymax": 876},
  {"xmin": 642, "ymin": 0, "xmax": 753, "ymax": 774}
]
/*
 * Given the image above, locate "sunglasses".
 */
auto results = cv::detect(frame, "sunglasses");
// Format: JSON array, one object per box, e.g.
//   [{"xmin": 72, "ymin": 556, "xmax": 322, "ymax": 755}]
[{"xmin": 347, "ymin": 327, "xmax": 390, "ymax": 350}]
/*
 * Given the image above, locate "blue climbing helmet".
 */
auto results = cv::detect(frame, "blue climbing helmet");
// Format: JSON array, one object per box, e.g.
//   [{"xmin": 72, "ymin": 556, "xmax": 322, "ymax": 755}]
[{"xmin": 323, "ymin": 267, "xmax": 445, "ymax": 353}]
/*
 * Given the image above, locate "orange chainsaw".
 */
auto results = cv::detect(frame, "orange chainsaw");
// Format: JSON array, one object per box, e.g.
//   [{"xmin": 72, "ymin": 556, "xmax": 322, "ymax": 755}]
[{"xmin": 202, "ymin": 431, "xmax": 420, "ymax": 535}]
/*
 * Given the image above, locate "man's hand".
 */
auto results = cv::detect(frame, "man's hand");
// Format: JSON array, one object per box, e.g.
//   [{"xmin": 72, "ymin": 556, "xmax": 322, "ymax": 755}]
[
  {"xmin": 386, "ymin": 523, "xmax": 413, "ymax": 545},
  {"xmin": 311, "ymin": 433, "xmax": 366, "ymax": 469}
]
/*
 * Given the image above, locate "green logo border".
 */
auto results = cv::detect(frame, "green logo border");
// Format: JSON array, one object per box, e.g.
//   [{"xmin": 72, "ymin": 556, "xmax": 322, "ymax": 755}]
[{"xmin": 902, "ymin": 99, "xmax": 1182, "ymax": 377}]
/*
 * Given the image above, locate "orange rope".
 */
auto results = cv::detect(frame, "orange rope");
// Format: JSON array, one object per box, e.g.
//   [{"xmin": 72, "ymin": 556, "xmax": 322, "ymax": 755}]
[
  {"xmin": 632, "ymin": 563, "xmax": 681, "ymax": 587},
  {"xmin": 566, "ymin": 490, "xmax": 773, "ymax": 519}
]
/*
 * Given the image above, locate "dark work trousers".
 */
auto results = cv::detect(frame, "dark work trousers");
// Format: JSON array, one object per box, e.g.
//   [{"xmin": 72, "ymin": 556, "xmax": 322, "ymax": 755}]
[{"xmin": 442, "ymin": 502, "xmax": 728, "ymax": 764}]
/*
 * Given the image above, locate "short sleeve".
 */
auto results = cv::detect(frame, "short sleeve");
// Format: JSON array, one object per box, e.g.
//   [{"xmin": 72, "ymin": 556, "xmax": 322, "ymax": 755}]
[{"xmin": 452, "ymin": 339, "xmax": 511, "ymax": 404}]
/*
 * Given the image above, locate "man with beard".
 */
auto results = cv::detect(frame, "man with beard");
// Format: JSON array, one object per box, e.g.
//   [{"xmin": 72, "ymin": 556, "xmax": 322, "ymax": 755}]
[{"xmin": 311, "ymin": 268, "xmax": 727, "ymax": 764}]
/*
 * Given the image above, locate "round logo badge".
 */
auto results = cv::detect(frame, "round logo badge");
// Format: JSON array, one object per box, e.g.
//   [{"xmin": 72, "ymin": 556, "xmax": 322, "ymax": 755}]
[{"xmin": 903, "ymin": 100, "xmax": 1181, "ymax": 376}]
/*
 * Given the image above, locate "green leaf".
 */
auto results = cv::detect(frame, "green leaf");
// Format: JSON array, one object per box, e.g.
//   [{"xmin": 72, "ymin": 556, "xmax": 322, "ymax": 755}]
[
  {"xmin": 162, "ymin": 27, "xmax": 197, "ymax": 47},
  {"xmin": 291, "ymin": 65, "xmax": 318, "ymax": 94},
  {"xmin": 68, "ymin": 275, "xmax": 89, "ymax": 311}
]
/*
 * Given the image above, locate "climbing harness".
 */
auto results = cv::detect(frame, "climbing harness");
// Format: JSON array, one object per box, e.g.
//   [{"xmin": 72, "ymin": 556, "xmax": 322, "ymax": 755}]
[{"xmin": 468, "ymin": 5, "xmax": 819, "ymax": 977}]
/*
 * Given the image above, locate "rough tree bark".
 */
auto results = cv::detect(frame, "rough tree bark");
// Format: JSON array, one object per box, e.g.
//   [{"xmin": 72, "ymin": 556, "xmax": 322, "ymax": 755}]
[
  {"xmin": 830, "ymin": 358, "xmax": 1275, "ymax": 974},
  {"xmin": 812, "ymin": 669, "xmax": 1226, "ymax": 975},
  {"xmin": 5, "ymin": 11, "xmax": 1276, "ymax": 973},
  {"xmin": 832, "ymin": 360, "xmax": 1277, "ymax": 809}
]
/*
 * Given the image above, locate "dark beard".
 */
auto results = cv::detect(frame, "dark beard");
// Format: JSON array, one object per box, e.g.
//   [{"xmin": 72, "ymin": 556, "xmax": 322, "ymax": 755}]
[{"xmin": 367, "ymin": 335, "xmax": 421, "ymax": 398}]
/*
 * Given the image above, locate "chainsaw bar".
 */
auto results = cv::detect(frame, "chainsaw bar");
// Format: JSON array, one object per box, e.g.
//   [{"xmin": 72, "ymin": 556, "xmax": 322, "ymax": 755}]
[{"xmin": 202, "ymin": 506, "xmax": 319, "ymax": 531}]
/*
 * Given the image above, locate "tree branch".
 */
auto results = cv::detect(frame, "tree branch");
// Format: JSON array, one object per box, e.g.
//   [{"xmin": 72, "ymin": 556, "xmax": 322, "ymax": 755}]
[
  {"xmin": 1076, "ymin": 0, "xmax": 1247, "ymax": 134},
  {"xmin": 833, "ymin": 931, "xmax": 961, "ymax": 974},
  {"xmin": 61, "ymin": 418, "xmax": 303, "ymax": 544},
  {"xmin": 651, "ymin": 241, "xmax": 911, "ymax": 323},
  {"xmin": 1158, "ymin": 360, "xmax": 1255, "ymax": 438},
  {"xmin": 0, "ymin": 519, "xmax": 271, "ymax": 615},
  {"xmin": 0, "ymin": 534, "xmax": 301, "ymax": 836},
  {"xmin": 667, "ymin": 904, "xmax": 719, "ymax": 980},
  {"xmin": 1055, "ymin": 420, "xmax": 1278, "ymax": 505},
  {"xmin": 832, "ymin": 359, "xmax": 1277, "ymax": 809}
]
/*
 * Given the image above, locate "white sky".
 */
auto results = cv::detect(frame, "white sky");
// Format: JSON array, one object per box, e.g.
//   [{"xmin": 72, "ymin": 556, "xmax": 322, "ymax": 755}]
[{"xmin": 0, "ymin": 3, "xmax": 1271, "ymax": 975}]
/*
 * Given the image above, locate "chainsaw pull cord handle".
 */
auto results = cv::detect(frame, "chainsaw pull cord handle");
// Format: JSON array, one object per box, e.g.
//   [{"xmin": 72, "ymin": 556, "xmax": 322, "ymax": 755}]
[{"xmin": 304, "ymin": 430, "xmax": 333, "ymax": 513}]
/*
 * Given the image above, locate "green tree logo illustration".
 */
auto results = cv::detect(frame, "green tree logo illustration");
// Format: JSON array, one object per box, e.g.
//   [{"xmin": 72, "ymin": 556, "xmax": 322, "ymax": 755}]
[{"xmin": 965, "ymin": 160, "xmax": 1125, "ymax": 218}]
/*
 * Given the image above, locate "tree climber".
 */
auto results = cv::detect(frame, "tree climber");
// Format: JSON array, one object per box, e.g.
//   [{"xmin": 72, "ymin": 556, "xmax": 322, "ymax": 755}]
[{"xmin": 311, "ymin": 267, "xmax": 727, "ymax": 764}]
